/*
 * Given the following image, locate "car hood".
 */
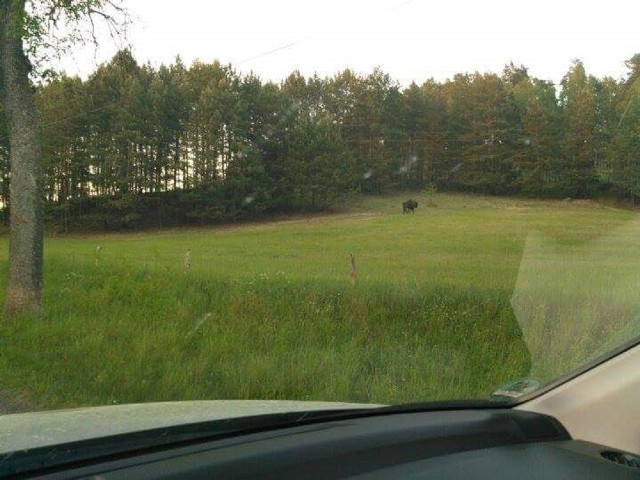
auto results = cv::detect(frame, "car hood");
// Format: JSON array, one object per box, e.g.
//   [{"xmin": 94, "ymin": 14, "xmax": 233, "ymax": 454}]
[{"xmin": 0, "ymin": 400, "xmax": 380, "ymax": 454}]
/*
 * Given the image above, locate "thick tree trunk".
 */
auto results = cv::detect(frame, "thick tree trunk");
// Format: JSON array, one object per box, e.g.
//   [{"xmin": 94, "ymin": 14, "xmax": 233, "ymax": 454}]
[{"xmin": 1, "ymin": 0, "xmax": 45, "ymax": 316}]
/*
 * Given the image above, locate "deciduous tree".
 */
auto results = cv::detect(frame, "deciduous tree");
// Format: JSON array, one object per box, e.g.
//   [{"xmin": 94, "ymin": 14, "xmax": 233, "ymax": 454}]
[{"xmin": 0, "ymin": 0, "xmax": 127, "ymax": 316}]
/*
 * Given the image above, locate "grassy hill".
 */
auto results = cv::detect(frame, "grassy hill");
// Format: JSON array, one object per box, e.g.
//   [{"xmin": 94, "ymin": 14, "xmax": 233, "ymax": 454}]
[{"xmin": 0, "ymin": 193, "xmax": 637, "ymax": 409}]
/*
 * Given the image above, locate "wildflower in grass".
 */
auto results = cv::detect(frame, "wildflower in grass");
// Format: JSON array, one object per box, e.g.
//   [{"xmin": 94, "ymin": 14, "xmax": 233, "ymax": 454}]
[{"xmin": 275, "ymin": 271, "xmax": 291, "ymax": 284}]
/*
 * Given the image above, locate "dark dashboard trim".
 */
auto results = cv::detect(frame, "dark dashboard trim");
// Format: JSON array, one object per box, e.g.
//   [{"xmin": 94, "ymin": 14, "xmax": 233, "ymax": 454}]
[{"xmin": 2, "ymin": 408, "xmax": 571, "ymax": 479}]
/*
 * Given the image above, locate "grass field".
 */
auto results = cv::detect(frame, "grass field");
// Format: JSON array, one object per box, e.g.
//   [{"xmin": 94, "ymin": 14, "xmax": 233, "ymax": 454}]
[{"xmin": 1, "ymin": 192, "xmax": 639, "ymax": 410}]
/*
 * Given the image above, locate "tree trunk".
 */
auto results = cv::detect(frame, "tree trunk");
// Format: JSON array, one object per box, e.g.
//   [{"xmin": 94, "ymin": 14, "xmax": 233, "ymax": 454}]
[{"xmin": 0, "ymin": 0, "xmax": 45, "ymax": 316}]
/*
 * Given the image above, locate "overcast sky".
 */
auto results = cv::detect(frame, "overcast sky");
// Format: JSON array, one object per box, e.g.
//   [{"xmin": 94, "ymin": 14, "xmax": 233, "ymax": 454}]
[{"xmin": 57, "ymin": 0, "xmax": 640, "ymax": 87}]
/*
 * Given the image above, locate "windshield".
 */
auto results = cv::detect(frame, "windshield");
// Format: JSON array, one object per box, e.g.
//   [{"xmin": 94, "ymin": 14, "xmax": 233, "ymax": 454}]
[{"xmin": 1, "ymin": 0, "xmax": 640, "ymax": 418}]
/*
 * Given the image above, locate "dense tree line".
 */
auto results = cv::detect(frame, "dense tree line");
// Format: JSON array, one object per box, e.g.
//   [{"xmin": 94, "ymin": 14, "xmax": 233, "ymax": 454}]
[{"xmin": 1, "ymin": 51, "xmax": 640, "ymax": 231}]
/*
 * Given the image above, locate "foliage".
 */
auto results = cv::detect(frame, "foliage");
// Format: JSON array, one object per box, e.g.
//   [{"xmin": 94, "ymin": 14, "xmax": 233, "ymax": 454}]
[
  {"xmin": 3, "ymin": 53, "xmax": 640, "ymax": 230},
  {"xmin": 23, "ymin": 0, "xmax": 128, "ymax": 79}
]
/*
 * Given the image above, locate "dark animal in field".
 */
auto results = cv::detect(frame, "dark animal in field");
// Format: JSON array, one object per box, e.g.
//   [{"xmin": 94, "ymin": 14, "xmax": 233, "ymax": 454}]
[{"xmin": 402, "ymin": 199, "xmax": 418, "ymax": 213}]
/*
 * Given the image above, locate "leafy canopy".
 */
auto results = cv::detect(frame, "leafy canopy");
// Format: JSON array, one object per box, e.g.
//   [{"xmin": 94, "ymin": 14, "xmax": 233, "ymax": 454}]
[{"xmin": 22, "ymin": 0, "xmax": 128, "ymax": 78}]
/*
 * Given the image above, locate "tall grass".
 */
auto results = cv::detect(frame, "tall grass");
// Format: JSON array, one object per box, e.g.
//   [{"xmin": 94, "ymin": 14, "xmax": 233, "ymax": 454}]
[
  {"xmin": 0, "ymin": 262, "xmax": 527, "ymax": 407},
  {"xmin": 0, "ymin": 193, "xmax": 638, "ymax": 410}
]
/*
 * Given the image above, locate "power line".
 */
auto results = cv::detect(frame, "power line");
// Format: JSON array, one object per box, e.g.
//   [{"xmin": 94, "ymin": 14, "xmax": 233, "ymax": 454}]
[
  {"xmin": 0, "ymin": 0, "xmax": 423, "ymax": 145},
  {"xmin": 237, "ymin": 41, "xmax": 301, "ymax": 66},
  {"xmin": 1, "ymin": 38, "xmax": 303, "ymax": 144}
]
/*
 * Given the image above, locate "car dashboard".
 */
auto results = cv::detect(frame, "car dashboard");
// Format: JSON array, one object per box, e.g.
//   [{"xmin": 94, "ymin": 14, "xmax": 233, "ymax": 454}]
[{"xmin": 18, "ymin": 408, "xmax": 640, "ymax": 479}]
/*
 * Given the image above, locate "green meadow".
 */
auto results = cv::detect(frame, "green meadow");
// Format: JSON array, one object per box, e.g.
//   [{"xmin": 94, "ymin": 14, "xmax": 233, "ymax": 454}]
[{"xmin": 1, "ymin": 193, "xmax": 638, "ymax": 410}]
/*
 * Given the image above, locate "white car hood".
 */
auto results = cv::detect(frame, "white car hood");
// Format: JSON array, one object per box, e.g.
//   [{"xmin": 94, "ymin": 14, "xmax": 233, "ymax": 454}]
[{"xmin": 0, "ymin": 400, "xmax": 380, "ymax": 454}]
